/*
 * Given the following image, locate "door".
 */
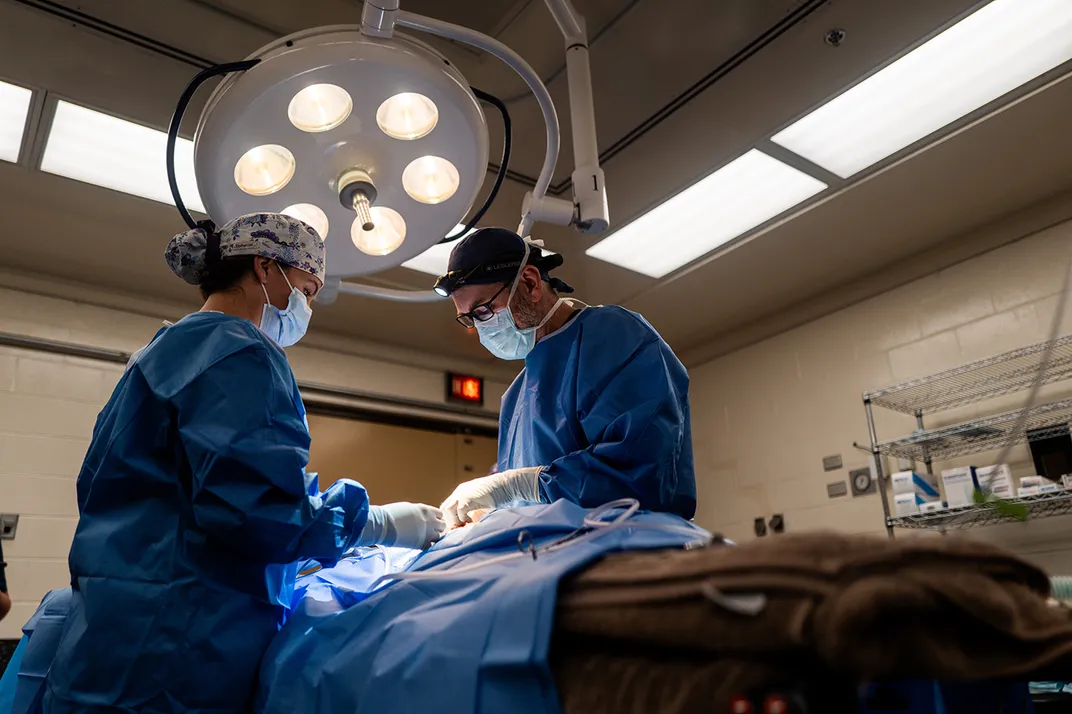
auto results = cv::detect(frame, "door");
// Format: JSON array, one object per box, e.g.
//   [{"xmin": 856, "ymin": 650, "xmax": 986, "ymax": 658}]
[{"xmin": 307, "ymin": 413, "xmax": 498, "ymax": 506}]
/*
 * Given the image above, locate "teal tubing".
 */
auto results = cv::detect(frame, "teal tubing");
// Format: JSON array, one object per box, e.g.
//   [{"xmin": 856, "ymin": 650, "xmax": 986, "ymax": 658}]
[{"xmin": 1051, "ymin": 575, "xmax": 1072, "ymax": 600}]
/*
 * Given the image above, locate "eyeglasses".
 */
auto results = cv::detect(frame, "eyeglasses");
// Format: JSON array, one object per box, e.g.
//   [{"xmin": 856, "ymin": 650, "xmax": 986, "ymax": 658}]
[{"xmin": 455, "ymin": 283, "xmax": 509, "ymax": 328}]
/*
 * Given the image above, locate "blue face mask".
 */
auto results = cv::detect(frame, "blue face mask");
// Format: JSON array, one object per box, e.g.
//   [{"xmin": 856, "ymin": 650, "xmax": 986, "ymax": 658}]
[
  {"xmin": 476, "ymin": 241, "xmax": 568, "ymax": 359},
  {"xmin": 477, "ymin": 297, "xmax": 571, "ymax": 360},
  {"xmin": 259, "ymin": 265, "xmax": 312, "ymax": 348}
]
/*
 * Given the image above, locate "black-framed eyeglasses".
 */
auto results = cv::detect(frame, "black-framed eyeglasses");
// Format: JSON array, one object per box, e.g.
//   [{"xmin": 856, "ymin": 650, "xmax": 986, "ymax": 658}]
[{"xmin": 455, "ymin": 283, "xmax": 510, "ymax": 328}]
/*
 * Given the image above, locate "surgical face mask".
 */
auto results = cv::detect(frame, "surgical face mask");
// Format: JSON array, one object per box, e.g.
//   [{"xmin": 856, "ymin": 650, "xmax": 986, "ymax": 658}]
[
  {"xmin": 475, "ymin": 240, "xmax": 568, "ymax": 360},
  {"xmin": 476, "ymin": 297, "xmax": 568, "ymax": 360},
  {"xmin": 259, "ymin": 264, "xmax": 312, "ymax": 348}
]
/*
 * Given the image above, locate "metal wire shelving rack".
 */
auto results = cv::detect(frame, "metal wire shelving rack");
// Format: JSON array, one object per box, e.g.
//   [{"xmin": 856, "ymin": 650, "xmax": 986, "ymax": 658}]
[
  {"xmin": 867, "ymin": 335, "xmax": 1072, "ymax": 415},
  {"xmin": 862, "ymin": 335, "xmax": 1072, "ymax": 537},
  {"xmin": 888, "ymin": 490, "xmax": 1072, "ymax": 530}
]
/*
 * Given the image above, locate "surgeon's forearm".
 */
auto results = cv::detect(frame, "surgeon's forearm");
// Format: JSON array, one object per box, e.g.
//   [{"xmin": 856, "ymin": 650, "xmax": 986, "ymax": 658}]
[
  {"xmin": 502, "ymin": 466, "xmax": 544, "ymax": 503},
  {"xmin": 355, "ymin": 505, "xmax": 388, "ymax": 546},
  {"xmin": 539, "ymin": 449, "xmax": 651, "ymax": 507},
  {"xmin": 300, "ymin": 478, "xmax": 371, "ymax": 560}
]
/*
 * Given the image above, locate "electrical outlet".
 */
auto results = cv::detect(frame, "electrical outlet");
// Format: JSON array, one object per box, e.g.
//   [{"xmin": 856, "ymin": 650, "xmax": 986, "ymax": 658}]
[{"xmin": 0, "ymin": 514, "xmax": 18, "ymax": 540}]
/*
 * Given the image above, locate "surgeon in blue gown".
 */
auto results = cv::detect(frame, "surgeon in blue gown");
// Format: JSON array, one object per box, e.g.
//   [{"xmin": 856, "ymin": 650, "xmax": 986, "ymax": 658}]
[
  {"xmin": 435, "ymin": 227, "xmax": 696, "ymax": 526},
  {"xmin": 43, "ymin": 213, "xmax": 445, "ymax": 714}
]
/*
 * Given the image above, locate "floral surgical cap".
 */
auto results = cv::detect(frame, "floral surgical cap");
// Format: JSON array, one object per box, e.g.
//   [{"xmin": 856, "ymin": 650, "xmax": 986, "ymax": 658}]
[{"xmin": 165, "ymin": 213, "xmax": 326, "ymax": 286}]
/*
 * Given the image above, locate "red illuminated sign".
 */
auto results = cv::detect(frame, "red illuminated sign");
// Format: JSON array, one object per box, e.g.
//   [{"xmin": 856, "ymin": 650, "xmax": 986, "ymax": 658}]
[{"xmin": 447, "ymin": 373, "xmax": 484, "ymax": 406}]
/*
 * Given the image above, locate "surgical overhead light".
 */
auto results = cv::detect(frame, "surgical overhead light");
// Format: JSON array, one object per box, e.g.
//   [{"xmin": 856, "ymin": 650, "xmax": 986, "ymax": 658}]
[
  {"xmin": 288, "ymin": 84, "xmax": 353, "ymax": 133},
  {"xmin": 352, "ymin": 206, "xmax": 407, "ymax": 256},
  {"xmin": 166, "ymin": 0, "xmax": 610, "ymax": 303},
  {"xmin": 281, "ymin": 202, "xmax": 330, "ymax": 239},
  {"xmin": 234, "ymin": 144, "xmax": 295, "ymax": 196},
  {"xmin": 377, "ymin": 92, "xmax": 438, "ymax": 140},
  {"xmin": 402, "ymin": 155, "xmax": 460, "ymax": 204}
]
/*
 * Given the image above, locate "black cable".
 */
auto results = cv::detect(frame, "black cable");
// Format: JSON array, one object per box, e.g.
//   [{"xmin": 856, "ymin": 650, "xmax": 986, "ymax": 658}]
[
  {"xmin": 441, "ymin": 87, "xmax": 511, "ymax": 243},
  {"xmin": 166, "ymin": 60, "xmax": 261, "ymax": 230}
]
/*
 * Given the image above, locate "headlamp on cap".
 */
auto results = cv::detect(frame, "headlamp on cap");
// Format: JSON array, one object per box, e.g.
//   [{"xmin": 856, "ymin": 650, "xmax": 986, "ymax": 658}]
[
  {"xmin": 433, "ymin": 274, "xmax": 457, "ymax": 297},
  {"xmin": 433, "ymin": 258, "xmax": 525, "ymax": 298}
]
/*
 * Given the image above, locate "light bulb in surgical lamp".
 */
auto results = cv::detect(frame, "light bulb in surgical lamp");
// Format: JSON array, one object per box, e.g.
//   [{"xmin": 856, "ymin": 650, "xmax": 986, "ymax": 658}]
[
  {"xmin": 287, "ymin": 84, "xmax": 353, "ymax": 133},
  {"xmin": 281, "ymin": 203, "xmax": 329, "ymax": 240},
  {"xmin": 376, "ymin": 92, "xmax": 438, "ymax": 140},
  {"xmin": 234, "ymin": 144, "xmax": 295, "ymax": 196},
  {"xmin": 403, "ymin": 156, "xmax": 460, "ymax": 205},
  {"xmin": 352, "ymin": 206, "xmax": 407, "ymax": 256}
]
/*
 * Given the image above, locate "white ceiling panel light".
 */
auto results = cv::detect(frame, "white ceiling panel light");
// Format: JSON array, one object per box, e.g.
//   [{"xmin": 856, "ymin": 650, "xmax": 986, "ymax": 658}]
[
  {"xmin": 41, "ymin": 100, "xmax": 204, "ymax": 212},
  {"xmin": 586, "ymin": 150, "xmax": 826, "ymax": 279},
  {"xmin": 0, "ymin": 81, "xmax": 33, "ymax": 163},
  {"xmin": 401, "ymin": 226, "xmax": 473, "ymax": 276},
  {"xmin": 772, "ymin": 0, "xmax": 1072, "ymax": 179},
  {"xmin": 401, "ymin": 225, "xmax": 559, "ymax": 276}
]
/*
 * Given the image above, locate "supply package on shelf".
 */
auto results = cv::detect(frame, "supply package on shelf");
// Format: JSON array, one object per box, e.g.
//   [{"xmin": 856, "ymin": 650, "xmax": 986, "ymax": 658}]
[{"xmin": 888, "ymin": 490, "xmax": 1072, "ymax": 531}]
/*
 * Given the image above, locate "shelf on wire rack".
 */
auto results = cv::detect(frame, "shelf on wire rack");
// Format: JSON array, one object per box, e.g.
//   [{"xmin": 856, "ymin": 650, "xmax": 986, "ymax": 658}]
[
  {"xmin": 875, "ymin": 397, "xmax": 1072, "ymax": 462},
  {"xmin": 865, "ymin": 334, "xmax": 1072, "ymax": 415},
  {"xmin": 888, "ymin": 490, "xmax": 1072, "ymax": 530}
]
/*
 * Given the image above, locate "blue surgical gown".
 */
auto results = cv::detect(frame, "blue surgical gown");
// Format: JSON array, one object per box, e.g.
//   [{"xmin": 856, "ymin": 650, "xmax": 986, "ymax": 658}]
[
  {"xmin": 3, "ymin": 588, "xmax": 72, "ymax": 714},
  {"xmin": 43, "ymin": 312, "xmax": 371, "ymax": 714},
  {"xmin": 499, "ymin": 306, "xmax": 697, "ymax": 518}
]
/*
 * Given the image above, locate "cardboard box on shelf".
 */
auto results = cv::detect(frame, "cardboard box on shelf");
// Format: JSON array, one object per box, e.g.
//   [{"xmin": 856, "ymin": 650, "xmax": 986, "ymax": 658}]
[
  {"xmin": 976, "ymin": 464, "xmax": 1013, "ymax": 498},
  {"xmin": 941, "ymin": 467, "xmax": 979, "ymax": 508},
  {"xmin": 890, "ymin": 470, "xmax": 941, "ymax": 498}
]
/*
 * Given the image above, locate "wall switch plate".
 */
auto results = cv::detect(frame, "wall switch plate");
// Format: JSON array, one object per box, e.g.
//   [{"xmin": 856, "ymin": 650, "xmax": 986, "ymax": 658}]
[
  {"xmin": 753, "ymin": 517, "xmax": 767, "ymax": 537},
  {"xmin": 850, "ymin": 468, "xmax": 877, "ymax": 497},
  {"xmin": 0, "ymin": 514, "xmax": 18, "ymax": 540},
  {"xmin": 827, "ymin": 481, "xmax": 848, "ymax": 498},
  {"xmin": 769, "ymin": 514, "xmax": 785, "ymax": 533},
  {"xmin": 822, "ymin": 454, "xmax": 843, "ymax": 472}
]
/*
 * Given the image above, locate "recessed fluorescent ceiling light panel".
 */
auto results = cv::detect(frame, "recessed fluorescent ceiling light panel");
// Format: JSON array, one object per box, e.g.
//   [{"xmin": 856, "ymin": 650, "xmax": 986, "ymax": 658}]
[
  {"xmin": 41, "ymin": 100, "xmax": 204, "ymax": 212},
  {"xmin": 771, "ymin": 0, "xmax": 1072, "ymax": 178},
  {"xmin": 402, "ymin": 226, "xmax": 474, "ymax": 275},
  {"xmin": 402, "ymin": 226, "xmax": 556, "ymax": 276},
  {"xmin": 585, "ymin": 149, "xmax": 826, "ymax": 278},
  {"xmin": 0, "ymin": 81, "xmax": 32, "ymax": 163}
]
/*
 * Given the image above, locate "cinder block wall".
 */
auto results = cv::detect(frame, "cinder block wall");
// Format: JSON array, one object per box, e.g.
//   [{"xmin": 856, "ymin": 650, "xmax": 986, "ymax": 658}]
[
  {"xmin": 689, "ymin": 218, "xmax": 1072, "ymax": 573},
  {"xmin": 0, "ymin": 349, "xmax": 120, "ymax": 635}
]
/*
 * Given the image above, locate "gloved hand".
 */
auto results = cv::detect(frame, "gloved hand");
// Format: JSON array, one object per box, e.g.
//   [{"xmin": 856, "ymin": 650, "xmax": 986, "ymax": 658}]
[
  {"xmin": 440, "ymin": 466, "xmax": 544, "ymax": 528},
  {"xmin": 357, "ymin": 502, "xmax": 446, "ymax": 550}
]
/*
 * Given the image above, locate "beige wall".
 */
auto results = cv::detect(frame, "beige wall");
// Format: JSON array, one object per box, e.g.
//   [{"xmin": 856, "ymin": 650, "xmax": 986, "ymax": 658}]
[
  {"xmin": 0, "ymin": 284, "xmax": 505, "ymax": 637},
  {"xmin": 690, "ymin": 217, "xmax": 1072, "ymax": 573},
  {"xmin": 309, "ymin": 414, "xmax": 498, "ymax": 506}
]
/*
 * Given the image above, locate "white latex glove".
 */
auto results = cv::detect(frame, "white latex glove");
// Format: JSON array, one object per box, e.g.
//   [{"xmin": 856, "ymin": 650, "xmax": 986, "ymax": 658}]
[
  {"xmin": 440, "ymin": 467, "xmax": 544, "ymax": 528},
  {"xmin": 358, "ymin": 502, "xmax": 446, "ymax": 550}
]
